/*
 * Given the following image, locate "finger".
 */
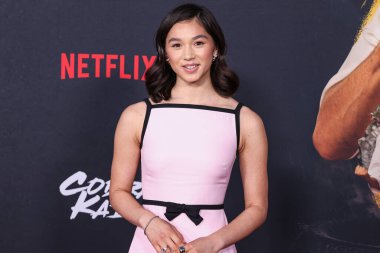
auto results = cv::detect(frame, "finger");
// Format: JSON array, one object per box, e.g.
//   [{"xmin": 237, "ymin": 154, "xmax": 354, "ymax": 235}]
[
  {"xmin": 170, "ymin": 225, "xmax": 185, "ymax": 243},
  {"xmin": 178, "ymin": 244, "xmax": 189, "ymax": 253},
  {"xmin": 169, "ymin": 233, "xmax": 184, "ymax": 248},
  {"xmin": 186, "ymin": 242, "xmax": 195, "ymax": 252},
  {"xmin": 158, "ymin": 242, "xmax": 170, "ymax": 253},
  {"xmin": 153, "ymin": 244, "xmax": 162, "ymax": 253},
  {"xmin": 164, "ymin": 238, "xmax": 177, "ymax": 253},
  {"xmin": 163, "ymin": 224, "xmax": 185, "ymax": 248},
  {"xmin": 168, "ymin": 237, "xmax": 181, "ymax": 253}
]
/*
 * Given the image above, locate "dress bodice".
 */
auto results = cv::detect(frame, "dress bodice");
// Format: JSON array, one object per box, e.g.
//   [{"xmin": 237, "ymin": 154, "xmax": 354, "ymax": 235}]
[{"xmin": 139, "ymin": 98, "xmax": 243, "ymax": 205}]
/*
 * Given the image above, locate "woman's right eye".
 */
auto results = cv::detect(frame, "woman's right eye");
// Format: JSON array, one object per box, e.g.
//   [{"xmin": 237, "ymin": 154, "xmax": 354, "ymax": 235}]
[{"xmin": 171, "ymin": 43, "xmax": 181, "ymax": 48}]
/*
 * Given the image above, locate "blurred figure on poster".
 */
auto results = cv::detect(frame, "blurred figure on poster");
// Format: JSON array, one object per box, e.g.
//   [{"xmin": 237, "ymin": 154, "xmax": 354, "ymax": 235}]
[{"xmin": 313, "ymin": 1, "xmax": 380, "ymax": 207}]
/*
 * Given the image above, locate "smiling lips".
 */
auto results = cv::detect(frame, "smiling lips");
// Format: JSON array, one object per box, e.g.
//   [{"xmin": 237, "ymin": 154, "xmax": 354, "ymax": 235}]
[{"xmin": 182, "ymin": 63, "xmax": 200, "ymax": 73}]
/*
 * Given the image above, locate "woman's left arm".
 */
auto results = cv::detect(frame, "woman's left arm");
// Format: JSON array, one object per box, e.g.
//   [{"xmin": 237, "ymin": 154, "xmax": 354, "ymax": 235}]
[{"xmin": 186, "ymin": 106, "xmax": 268, "ymax": 253}]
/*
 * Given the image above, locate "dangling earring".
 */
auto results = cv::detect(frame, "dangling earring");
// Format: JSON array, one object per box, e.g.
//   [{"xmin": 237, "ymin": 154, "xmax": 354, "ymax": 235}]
[{"xmin": 212, "ymin": 51, "xmax": 218, "ymax": 62}]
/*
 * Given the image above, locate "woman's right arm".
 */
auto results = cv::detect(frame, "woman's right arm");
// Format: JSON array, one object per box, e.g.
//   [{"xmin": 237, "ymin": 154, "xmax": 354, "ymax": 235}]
[
  {"xmin": 109, "ymin": 102, "xmax": 185, "ymax": 252},
  {"xmin": 109, "ymin": 103, "xmax": 153, "ymax": 228}
]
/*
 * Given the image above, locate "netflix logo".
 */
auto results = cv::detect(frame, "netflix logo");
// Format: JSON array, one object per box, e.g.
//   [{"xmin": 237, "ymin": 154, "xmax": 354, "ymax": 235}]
[{"xmin": 60, "ymin": 53, "xmax": 156, "ymax": 80}]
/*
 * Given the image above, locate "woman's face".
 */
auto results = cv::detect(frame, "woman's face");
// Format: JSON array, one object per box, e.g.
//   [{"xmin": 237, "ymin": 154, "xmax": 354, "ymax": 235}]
[{"xmin": 165, "ymin": 18, "xmax": 216, "ymax": 85}]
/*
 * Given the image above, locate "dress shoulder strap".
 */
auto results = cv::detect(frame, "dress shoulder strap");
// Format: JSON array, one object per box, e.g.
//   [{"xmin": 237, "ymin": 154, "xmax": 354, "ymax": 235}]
[
  {"xmin": 234, "ymin": 102, "xmax": 244, "ymax": 157},
  {"xmin": 143, "ymin": 97, "xmax": 152, "ymax": 107},
  {"xmin": 140, "ymin": 97, "xmax": 152, "ymax": 149},
  {"xmin": 234, "ymin": 101, "xmax": 243, "ymax": 113}
]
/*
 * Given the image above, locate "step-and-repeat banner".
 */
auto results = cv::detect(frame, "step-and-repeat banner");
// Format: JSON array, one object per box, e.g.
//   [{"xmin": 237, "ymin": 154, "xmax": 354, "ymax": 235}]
[{"xmin": 1, "ymin": 0, "xmax": 379, "ymax": 252}]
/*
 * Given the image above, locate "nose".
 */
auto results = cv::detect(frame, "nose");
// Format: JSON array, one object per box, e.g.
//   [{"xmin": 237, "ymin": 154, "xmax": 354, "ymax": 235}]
[{"xmin": 183, "ymin": 45, "xmax": 195, "ymax": 61}]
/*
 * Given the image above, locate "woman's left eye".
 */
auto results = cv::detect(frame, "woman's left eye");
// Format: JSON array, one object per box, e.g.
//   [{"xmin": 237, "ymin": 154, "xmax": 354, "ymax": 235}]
[{"xmin": 194, "ymin": 41, "xmax": 205, "ymax": 46}]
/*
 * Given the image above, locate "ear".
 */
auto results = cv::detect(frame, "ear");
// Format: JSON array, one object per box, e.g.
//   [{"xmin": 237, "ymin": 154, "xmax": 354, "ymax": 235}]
[{"xmin": 212, "ymin": 50, "xmax": 218, "ymax": 62}]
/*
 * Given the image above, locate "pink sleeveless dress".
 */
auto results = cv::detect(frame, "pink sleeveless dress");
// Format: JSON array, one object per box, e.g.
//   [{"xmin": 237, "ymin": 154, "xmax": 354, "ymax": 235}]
[{"xmin": 128, "ymin": 97, "xmax": 244, "ymax": 253}]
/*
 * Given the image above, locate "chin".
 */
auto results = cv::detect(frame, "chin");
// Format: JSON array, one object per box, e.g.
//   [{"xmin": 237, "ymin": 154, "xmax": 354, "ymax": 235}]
[
  {"xmin": 180, "ymin": 72, "xmax": 210, "ymax": 84},
  {"xmin": 183, "ymin": 76, "xmax": 204, "ymax": 84}
]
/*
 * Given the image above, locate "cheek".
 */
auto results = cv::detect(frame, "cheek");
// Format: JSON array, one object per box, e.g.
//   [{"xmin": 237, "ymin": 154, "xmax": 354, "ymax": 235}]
[
  {"xmin": 200, "ymin": 46, "xmax": 215, "ymax": 60},
  {"xmin": 200, "ymin": 51, "xmax": 214, "ymax": 64},
  {"xmin": 165, "ymin": 47, "xmax": 179, "ymax": 60}
]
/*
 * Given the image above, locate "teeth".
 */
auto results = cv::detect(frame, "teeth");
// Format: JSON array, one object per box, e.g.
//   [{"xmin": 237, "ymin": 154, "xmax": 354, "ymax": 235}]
[{"xmin": 185, "ymin": 65, "xmax": 197, "ymax": 70}]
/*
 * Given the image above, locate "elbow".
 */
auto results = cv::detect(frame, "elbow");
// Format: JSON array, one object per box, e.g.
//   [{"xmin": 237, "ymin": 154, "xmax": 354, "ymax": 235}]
[
  {"xmin": 256, "ymin": 206, "xmax": 268, "ymax": 230},
  {"xmin": 109, "ymin": 191, "xmax": 116, "ymax": 209},
  {"xmin": 312, "ymin": 131, "xmax": 338, "ymax": 160},
  {"xmin": 312, "ymin": 129, "xmax": 355, "ymax": 160},
  {"xmin": 250, "ymin": 203, "xmax": 268, "ymax": 226},
  {"xmin": 109, "ymin": 189, "xmax": 119, "ymax": 211},
  {"xmin": 258, "ymin": 202, "xmax": 268, "ymax": 222},
  {"xmin": 260, "ymin": 208, "xmax": 268, "ymax": 226}
]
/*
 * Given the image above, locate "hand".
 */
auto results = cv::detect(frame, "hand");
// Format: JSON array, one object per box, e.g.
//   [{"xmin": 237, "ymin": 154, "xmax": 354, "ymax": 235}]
[
  {"xmin": 182, "ymin": 236, "xmax": 221, "ymax": 253},
  {"xmin": 144, "ymin": 216, "xmax": 186, "ymax": 253},
  {"xmin": 355, "ymin": 165, "xmax": 380, "ymax": 190}
]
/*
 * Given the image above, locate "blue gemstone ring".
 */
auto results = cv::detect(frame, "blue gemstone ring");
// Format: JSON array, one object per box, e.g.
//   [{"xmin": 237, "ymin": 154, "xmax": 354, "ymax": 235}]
[{"xmin": 179, "ymin": 245, "xmax": 186, "ymax": 253}]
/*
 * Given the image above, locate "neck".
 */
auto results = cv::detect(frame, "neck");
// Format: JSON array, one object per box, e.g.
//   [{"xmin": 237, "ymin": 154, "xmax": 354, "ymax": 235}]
[{"xmin": 170, "ymin": 76, "xmax": 219, "ymax": 103}]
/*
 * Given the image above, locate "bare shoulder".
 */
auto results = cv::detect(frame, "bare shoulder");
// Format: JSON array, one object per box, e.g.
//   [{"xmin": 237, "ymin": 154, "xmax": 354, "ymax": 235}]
[
  {"xmin": 238, "ymin": 105, "xmax": 266, "ymax": 152},
  {"xmin": 116, "ymin": 100, "xmax": 148, "ymax": 145},
  {"xmin": 240, "ymin": 105, "xmax": 265, "ymax": 130},
  {"xmin": 119, "ymin": 100, "xmax": 146, "ymax": 124}
]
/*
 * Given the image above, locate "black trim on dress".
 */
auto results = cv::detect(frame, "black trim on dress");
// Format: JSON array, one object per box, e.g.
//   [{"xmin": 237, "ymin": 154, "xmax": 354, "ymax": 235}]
[
  {"xmin": 234, "ymin": 102, "xmax": 244, "ymax": 157},
  {"xmin": 140, "ymin": 98, "xmax": 152, "ymax": 149},
  {"xmin": 151, "ymin": 103, "xmax": 236, "ymax": 114}
]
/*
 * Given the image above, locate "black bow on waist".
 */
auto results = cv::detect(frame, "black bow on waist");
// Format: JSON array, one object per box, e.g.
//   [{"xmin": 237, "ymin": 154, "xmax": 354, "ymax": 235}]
[
  {"xmin": 165, "ymin": 203, "xmax": 203, "ymax": 225},
  {"xmin": 142, "ymin": 199, "xmax": 224, "ymax": 226}
]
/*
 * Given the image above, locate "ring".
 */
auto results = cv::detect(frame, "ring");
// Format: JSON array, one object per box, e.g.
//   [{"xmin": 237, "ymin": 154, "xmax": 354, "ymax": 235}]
[
  {"xmin": 161, "ymin": 246, "xmax": 167, "ymax": 253},
  {"xmin": 179, "ymin": 245, "xmax": 186, "ymax": 253}
]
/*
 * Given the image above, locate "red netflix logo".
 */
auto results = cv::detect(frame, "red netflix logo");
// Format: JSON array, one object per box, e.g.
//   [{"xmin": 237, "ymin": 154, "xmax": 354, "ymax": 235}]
[{"xmin": 61, "ymin": 53, "xmax": 156, "ymax": 80}]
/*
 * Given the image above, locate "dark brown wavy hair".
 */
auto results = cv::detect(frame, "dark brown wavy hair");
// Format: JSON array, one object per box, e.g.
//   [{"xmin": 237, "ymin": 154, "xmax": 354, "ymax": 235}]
[{"xmin": 145, "ymin": 3, "xmax": 239, "ymax": 103}]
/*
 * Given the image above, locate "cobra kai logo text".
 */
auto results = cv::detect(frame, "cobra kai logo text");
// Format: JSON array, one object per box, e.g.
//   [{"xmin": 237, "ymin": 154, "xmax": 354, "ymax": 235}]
[{"xmin": 59, "ymin": 171, "xmax": 142, "ymax": 219}]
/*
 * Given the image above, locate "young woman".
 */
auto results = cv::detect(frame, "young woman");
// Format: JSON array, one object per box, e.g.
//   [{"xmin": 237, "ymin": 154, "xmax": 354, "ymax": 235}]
[{"xmin": 110, "ymin": 3, "xmax": 268, "ymax": 253}]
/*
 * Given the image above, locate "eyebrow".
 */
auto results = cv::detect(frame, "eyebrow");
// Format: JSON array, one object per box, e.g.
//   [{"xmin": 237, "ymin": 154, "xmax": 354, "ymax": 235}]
[{"xmin": 167, "ymin": 34, "xmax": 209, "ymax": 43}]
